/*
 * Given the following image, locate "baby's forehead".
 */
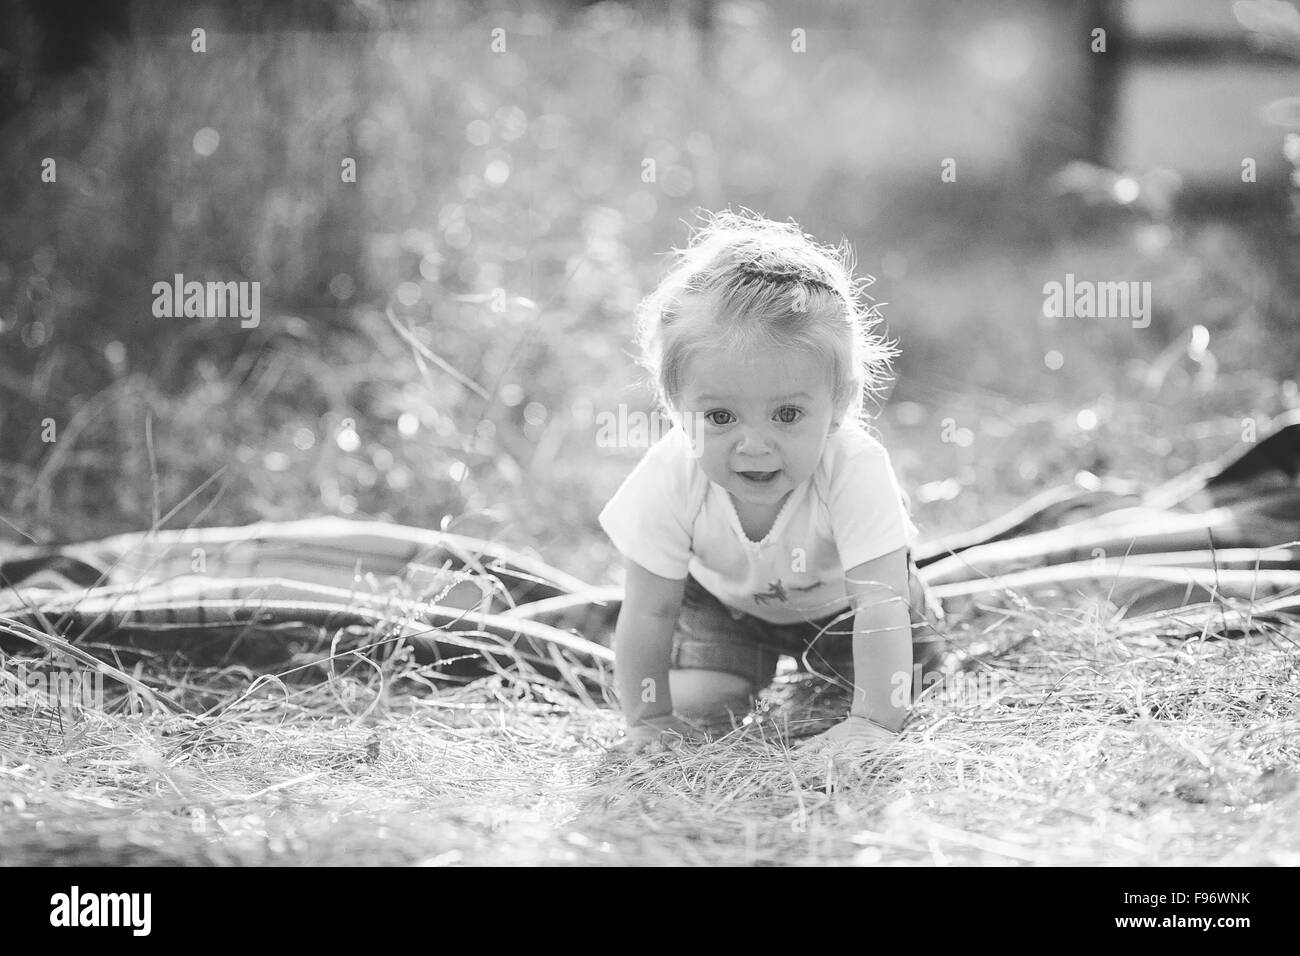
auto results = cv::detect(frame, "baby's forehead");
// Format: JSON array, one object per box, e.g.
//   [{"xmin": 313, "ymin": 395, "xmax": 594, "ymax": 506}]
[
  {"xmin": 681, "ymin": 349, "xmax": 832, "ymax": 402},
  {"xmin": 687, "ymin": 388, "xmax": 821, "ymax": 407}
]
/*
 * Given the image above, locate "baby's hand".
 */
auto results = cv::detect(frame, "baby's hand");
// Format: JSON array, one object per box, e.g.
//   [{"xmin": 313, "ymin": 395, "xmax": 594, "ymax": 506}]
[
  {"xmin": 795, "ymin": 714, "xmax": 899, "ymax": 758},
  {"xmin": 613, "ymin": 713, "xmax": 707, "ymax": 755}
]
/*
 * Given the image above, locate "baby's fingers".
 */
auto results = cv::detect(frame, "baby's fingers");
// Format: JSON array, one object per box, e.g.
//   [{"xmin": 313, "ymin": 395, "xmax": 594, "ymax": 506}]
[
  {"xmin": 611, "ymin": 729, "xmax": 675, "ymax": 756},
  {"xmin": 608, "ymin": 732, "xmax": 650, "ymax": 756},
  {"xmin": 793, "ymin": 729, "xmax": 831, "ymax": 752}
]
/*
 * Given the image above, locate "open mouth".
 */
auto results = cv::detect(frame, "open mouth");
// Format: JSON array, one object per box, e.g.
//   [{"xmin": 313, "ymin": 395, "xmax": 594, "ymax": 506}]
[{"xmin": 737, "ymin": 469, "xmax": 780, "ymax": 484}]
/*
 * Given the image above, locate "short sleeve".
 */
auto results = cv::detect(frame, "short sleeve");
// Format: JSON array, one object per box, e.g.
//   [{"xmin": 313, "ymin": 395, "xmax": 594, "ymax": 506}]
[
  {"xmin": 826, "ymin": 441, "xmax": 920, "ymax": 570},
  {"xmin": 597, "ymin": 428, "xmax": 695, "ymax": 579}
]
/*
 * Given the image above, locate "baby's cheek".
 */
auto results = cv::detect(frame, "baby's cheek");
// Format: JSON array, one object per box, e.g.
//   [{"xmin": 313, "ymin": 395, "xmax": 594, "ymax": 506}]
[
  {"xmin": 790, "ymin": 436, "xmax": 827, "ymax": 476},
  {"xmin": 697, "ymin": 445, "xmax": 730, "ymax": 480},
  {"xmin": 683, "ymin": 430, "xmax": 716, "ymax": 464}
]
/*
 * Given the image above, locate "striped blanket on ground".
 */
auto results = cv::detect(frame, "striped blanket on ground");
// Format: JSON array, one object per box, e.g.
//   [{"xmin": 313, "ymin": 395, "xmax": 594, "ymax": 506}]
[{"xmin": 2, "ymin": 410, "xmax": 1299, "ymax": 692}]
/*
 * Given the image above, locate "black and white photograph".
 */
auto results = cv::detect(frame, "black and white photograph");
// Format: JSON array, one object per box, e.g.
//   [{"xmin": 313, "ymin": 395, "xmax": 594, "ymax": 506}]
[{"xmin": 0, "ymin": 0, "xmax": 1297, "ymax": 892}]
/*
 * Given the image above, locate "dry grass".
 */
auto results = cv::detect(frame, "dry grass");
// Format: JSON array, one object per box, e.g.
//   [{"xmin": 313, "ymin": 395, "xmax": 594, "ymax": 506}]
[
  {"xmin": 4, "ymin": 580, "xmax": 1298, "ymax": 866},
  {"xmin": 3, "ymin": 1, "xmax": 1298, "ymax": 868}
]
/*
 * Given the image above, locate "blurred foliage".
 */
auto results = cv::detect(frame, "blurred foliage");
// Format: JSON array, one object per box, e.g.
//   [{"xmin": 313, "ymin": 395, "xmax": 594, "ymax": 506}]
[
  {"xmin": 1235, "ymin": 0, "xmax": 1300, "ymax": 228},
  {"xmin": 0, "ymin": 0, "xmax": 1298, "ymax": 581}
]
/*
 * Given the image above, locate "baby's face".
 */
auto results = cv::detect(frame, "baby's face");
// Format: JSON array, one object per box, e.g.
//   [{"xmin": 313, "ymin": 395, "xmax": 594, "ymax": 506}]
[{"xmin": 676, "ymin": 344, "xmax": 839, "ymax": 513}]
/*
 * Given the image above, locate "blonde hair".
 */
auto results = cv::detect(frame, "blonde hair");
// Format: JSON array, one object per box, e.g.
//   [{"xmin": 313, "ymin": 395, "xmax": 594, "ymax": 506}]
[{"xmin": 634, "ymin": 208, "xmax": 898, "ymax": 428}]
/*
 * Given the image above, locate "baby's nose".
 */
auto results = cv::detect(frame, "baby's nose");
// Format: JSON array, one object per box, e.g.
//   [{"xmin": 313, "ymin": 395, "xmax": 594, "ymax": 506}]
[{"xmin": 735, "ymin": 428, "xmax": 774, "ymax": 454}]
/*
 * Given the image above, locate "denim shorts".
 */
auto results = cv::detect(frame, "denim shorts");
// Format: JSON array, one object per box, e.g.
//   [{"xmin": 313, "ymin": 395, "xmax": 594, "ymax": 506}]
[{"xmin": 670, "ymin": 550, "xmax": 947, "ymax": 689}]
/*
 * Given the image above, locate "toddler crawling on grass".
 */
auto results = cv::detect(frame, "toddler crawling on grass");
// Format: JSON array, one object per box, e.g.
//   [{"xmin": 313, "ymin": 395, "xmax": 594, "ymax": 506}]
[{"xmin": 599, "ymin": 209, "xmax": 944, "ymax": 757}]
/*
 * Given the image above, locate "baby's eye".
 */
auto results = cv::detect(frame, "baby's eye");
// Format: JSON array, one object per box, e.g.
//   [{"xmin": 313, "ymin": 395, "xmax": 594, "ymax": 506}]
[
  {"xmin": 705, "ymin": 410, "xmax": 734, "ymax": 427},
  {"xmin": 774, "ymin": 406, "xmax": 804, "ymax": 425}
]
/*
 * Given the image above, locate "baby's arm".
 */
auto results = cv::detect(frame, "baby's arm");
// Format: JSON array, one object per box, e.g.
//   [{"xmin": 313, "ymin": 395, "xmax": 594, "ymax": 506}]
[
  {"xmin": 792, "ymin": 545, "xmax": 912, "ymax": 749},
  {"xmin": 799, "ymin": 546, "xmax": 911, "ymax": 754},
  {"xmin": 612, "ymin": 557, "xmax": 697, "ymax": 750},
  {"xmin": 845, "ymin": 545, "xmax": 913, "ymax": 732}
]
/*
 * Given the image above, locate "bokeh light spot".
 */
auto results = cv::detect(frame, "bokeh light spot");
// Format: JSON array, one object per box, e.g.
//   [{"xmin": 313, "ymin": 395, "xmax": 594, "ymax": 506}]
[
  {"xmin": 193, "ymin": 128, "xmax": 220, "ymax": 156},
  {"xmin": 337, "ymin": 423, "xmax": 360, "ymax": 452}
]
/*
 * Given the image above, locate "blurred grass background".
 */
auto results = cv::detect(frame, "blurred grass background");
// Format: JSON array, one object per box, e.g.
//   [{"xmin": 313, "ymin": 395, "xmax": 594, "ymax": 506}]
[{"xmin": 1, "ymin": 0, "xmax": 1298, "ymax": 584}]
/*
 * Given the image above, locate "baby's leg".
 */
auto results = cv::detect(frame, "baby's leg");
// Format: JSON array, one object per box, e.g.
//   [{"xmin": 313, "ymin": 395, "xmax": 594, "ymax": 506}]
[
  {"xmin": 667, "ymin": 576, "xmax": 777, "ymax": 735},
  {"xmin": 670, "ymin": 669, "xmax": 756, "ymax": 734}
]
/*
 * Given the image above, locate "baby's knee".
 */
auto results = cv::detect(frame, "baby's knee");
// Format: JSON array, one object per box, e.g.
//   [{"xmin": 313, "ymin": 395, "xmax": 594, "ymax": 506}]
[{"xmin": 670, "ymin": 669, "xmax": 755, "ymax": 726}]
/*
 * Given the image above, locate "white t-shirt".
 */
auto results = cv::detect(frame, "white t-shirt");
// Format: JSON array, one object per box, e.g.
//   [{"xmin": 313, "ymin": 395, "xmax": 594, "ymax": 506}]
[{"xmin": 598, "ymin": 421, "xmax": 921, "ymax": 625}]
